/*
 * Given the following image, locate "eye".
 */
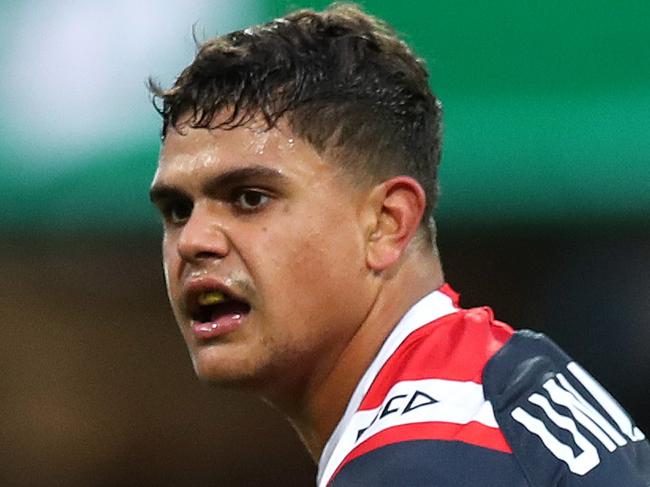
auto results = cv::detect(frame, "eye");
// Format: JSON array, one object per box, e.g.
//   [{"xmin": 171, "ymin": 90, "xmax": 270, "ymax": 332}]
[
  {"xmin": 162, "ymin": 199, "xmax": 193, "ymax": 224},
  {"xmin": 234, "ymin": 189, "xmax": 271, "ymax": 212}
]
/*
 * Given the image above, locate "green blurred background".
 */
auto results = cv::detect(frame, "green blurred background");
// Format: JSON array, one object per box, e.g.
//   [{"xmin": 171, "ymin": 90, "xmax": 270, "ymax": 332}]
[
  {"xmin": 1, "ymin": 1, "xmax": 648, "ymax": 486},
  {"xmin": 3, "ymin": 0, "xmax": 649, "ymax": 231}
]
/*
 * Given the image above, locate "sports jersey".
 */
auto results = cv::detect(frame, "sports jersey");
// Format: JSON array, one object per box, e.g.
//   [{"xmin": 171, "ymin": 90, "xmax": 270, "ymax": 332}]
[{"xmin": 317, "ymin": 285, "xmax": 650, "ymax": 486}]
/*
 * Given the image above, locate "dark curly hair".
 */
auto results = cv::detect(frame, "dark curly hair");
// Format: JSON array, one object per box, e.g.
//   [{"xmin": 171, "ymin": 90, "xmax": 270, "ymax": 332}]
[{"xmin": 149, "ymin": 3, "xmax": 443, "ymax": 240}]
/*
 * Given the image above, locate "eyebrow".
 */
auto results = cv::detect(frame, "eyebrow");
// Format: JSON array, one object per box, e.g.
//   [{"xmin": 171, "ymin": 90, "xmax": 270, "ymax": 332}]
[
  {"xmin": 149, "ymin": 165, "xmax": 288, "ymax": 204},
  {"xmin": 149, "ymin": 184, "xmax": 187, "ymax": 205}
]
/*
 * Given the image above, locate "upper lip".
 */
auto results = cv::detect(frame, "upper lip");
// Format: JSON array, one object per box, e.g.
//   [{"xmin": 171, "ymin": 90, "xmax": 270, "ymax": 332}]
[{"xmin": 183, "ymin": 277, "xmax": 248, "ymax": 320}]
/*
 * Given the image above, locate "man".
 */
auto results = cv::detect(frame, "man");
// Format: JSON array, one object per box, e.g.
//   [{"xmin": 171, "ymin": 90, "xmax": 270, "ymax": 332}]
[{"xmin": 148, "ymin": 4, "xmax": 650, "ymax": 486}]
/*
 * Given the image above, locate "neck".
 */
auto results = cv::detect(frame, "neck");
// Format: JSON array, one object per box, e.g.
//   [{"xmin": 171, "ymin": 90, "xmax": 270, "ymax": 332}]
[{"xmin": 282, "ymin": 250, "xmax": 444, "ymax": 461}]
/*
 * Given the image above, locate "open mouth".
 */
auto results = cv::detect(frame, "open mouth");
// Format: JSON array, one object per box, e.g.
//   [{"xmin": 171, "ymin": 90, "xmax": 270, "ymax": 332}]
[{"xmin": 188, "ymin": 290, "xmax": 251, "ymax": 339}]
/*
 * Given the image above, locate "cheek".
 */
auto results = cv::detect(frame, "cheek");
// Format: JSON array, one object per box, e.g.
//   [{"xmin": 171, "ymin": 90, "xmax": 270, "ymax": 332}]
[
  {"xmin": 255, "ymin": 215, "xmax": 367, "ymax": 309},
  {"xmin": 161, "ymin": 236, "xmax": 180, "ymax": 303},
  {"xmin": 298, "ymin": 210, "xmax": 366, "ymax": 276}
]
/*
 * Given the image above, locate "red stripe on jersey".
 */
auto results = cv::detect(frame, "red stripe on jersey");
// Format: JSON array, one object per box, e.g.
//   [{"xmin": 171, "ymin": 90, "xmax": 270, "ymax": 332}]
[
  {"xmin": 438, "ymin": 283, "xmax": 460, "ymax": 306},
  {"xmin": 330, "ymin": 421, "xmax": 512, "ymax": 484},
  {"xmin": 359, "ymin": 308, "xmax": 513, "ymax": 410}
]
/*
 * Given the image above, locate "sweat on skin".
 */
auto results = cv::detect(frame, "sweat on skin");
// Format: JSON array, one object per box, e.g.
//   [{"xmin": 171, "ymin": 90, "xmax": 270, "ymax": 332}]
[{"xmin": 150, "ymin": 116, "xmax": 444, "ymax": 459}]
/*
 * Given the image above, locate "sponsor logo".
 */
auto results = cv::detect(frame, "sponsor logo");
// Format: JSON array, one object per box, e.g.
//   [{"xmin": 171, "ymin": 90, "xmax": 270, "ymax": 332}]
[
  {"xmin": 511, "ymin": 362, "xmax": 645, "ymax": 475},
  {"xmin": 356, "ymin": 390, "xmax": 438, "ymax": 440}
]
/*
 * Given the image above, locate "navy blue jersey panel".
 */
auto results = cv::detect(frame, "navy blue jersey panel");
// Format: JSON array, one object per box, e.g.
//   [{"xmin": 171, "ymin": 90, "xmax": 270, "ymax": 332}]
[
  {"xmin": 484, "ymin": 330, "xmax": 650, "ymax": 487},
  {"xmin": 329, "ymin": 440, "xmax": 529, "ymax": 487}
]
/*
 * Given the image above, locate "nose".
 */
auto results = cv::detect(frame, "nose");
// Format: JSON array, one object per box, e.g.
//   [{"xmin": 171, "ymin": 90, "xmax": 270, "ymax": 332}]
[{"xmin": 176, "ymin": 204, "xmax": 230, "ymax": 262}]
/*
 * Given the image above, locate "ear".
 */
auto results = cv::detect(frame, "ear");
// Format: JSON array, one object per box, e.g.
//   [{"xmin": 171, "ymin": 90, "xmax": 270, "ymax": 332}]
[{"xmin": 365, "ymin": 176, "xmax": 426, "ymax": 271}]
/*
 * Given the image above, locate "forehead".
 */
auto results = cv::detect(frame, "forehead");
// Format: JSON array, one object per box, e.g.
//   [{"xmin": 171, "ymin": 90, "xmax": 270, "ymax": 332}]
[{"xmin": 155, "ymin": 120, "xmax": 335, "ymax": 184}]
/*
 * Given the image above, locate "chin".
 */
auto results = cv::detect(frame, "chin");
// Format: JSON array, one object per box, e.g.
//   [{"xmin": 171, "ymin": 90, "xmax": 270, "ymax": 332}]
[{"xmin": 190, "ymin": 347, "xmax": 269, "ymax": 391}]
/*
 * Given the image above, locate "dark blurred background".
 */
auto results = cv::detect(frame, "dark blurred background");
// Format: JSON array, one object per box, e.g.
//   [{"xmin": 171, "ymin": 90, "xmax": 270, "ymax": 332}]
[{"xmin": 1, "ymin": 1, "xmax": 648, "ymax": 485}]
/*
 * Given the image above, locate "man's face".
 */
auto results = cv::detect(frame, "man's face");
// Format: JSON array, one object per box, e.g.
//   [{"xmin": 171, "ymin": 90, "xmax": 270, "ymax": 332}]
[{"xmin": 150, "ymin": 119, "xmax": 377, "ymax": 396}]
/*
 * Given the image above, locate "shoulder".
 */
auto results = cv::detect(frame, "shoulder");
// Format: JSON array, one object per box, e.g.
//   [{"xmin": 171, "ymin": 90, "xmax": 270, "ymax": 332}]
[
  {"xmin": 347, "ymin": 307, "xmax": 516, "ymax": 457},
  {"xmin": 484, "ymin": 330, "xmax": 650, "ymax": 486},
  {"xmin": 321, "ymin": 296, "xmax": 650, "ymax": 487},
  {"xmin": 321, "ymin": 303, "xmax": 529, "ymax": 486}
]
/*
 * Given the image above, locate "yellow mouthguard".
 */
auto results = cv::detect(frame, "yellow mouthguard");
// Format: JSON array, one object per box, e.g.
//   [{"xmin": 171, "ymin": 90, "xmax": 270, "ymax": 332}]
[{"xmin": 198, "ymin": 291, "xmax": 227, "ymax": 306}]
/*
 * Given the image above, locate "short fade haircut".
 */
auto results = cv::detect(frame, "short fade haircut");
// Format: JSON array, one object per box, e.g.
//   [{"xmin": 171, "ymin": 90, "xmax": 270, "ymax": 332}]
[{"xmin": 149, "ymin": 3, "xmax": 443, "ymax": 241}]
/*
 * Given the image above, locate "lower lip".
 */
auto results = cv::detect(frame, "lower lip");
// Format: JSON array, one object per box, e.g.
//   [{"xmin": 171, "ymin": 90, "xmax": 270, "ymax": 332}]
[{"xmin": 191, "ymin": 313, "xmax": 245, "ymax": 340}]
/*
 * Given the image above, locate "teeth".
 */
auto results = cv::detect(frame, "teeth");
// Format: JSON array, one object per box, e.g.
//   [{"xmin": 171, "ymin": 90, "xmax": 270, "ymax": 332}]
[{"xmin": 198, "ymin": 291, "xmax": 227, "ymax": 306}]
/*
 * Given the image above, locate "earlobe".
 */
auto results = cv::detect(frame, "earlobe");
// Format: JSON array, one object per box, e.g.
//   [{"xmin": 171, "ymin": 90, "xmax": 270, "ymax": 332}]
[{"xmin": 365, "ymin": 177, "xmax": 426, "ymax": 272}]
